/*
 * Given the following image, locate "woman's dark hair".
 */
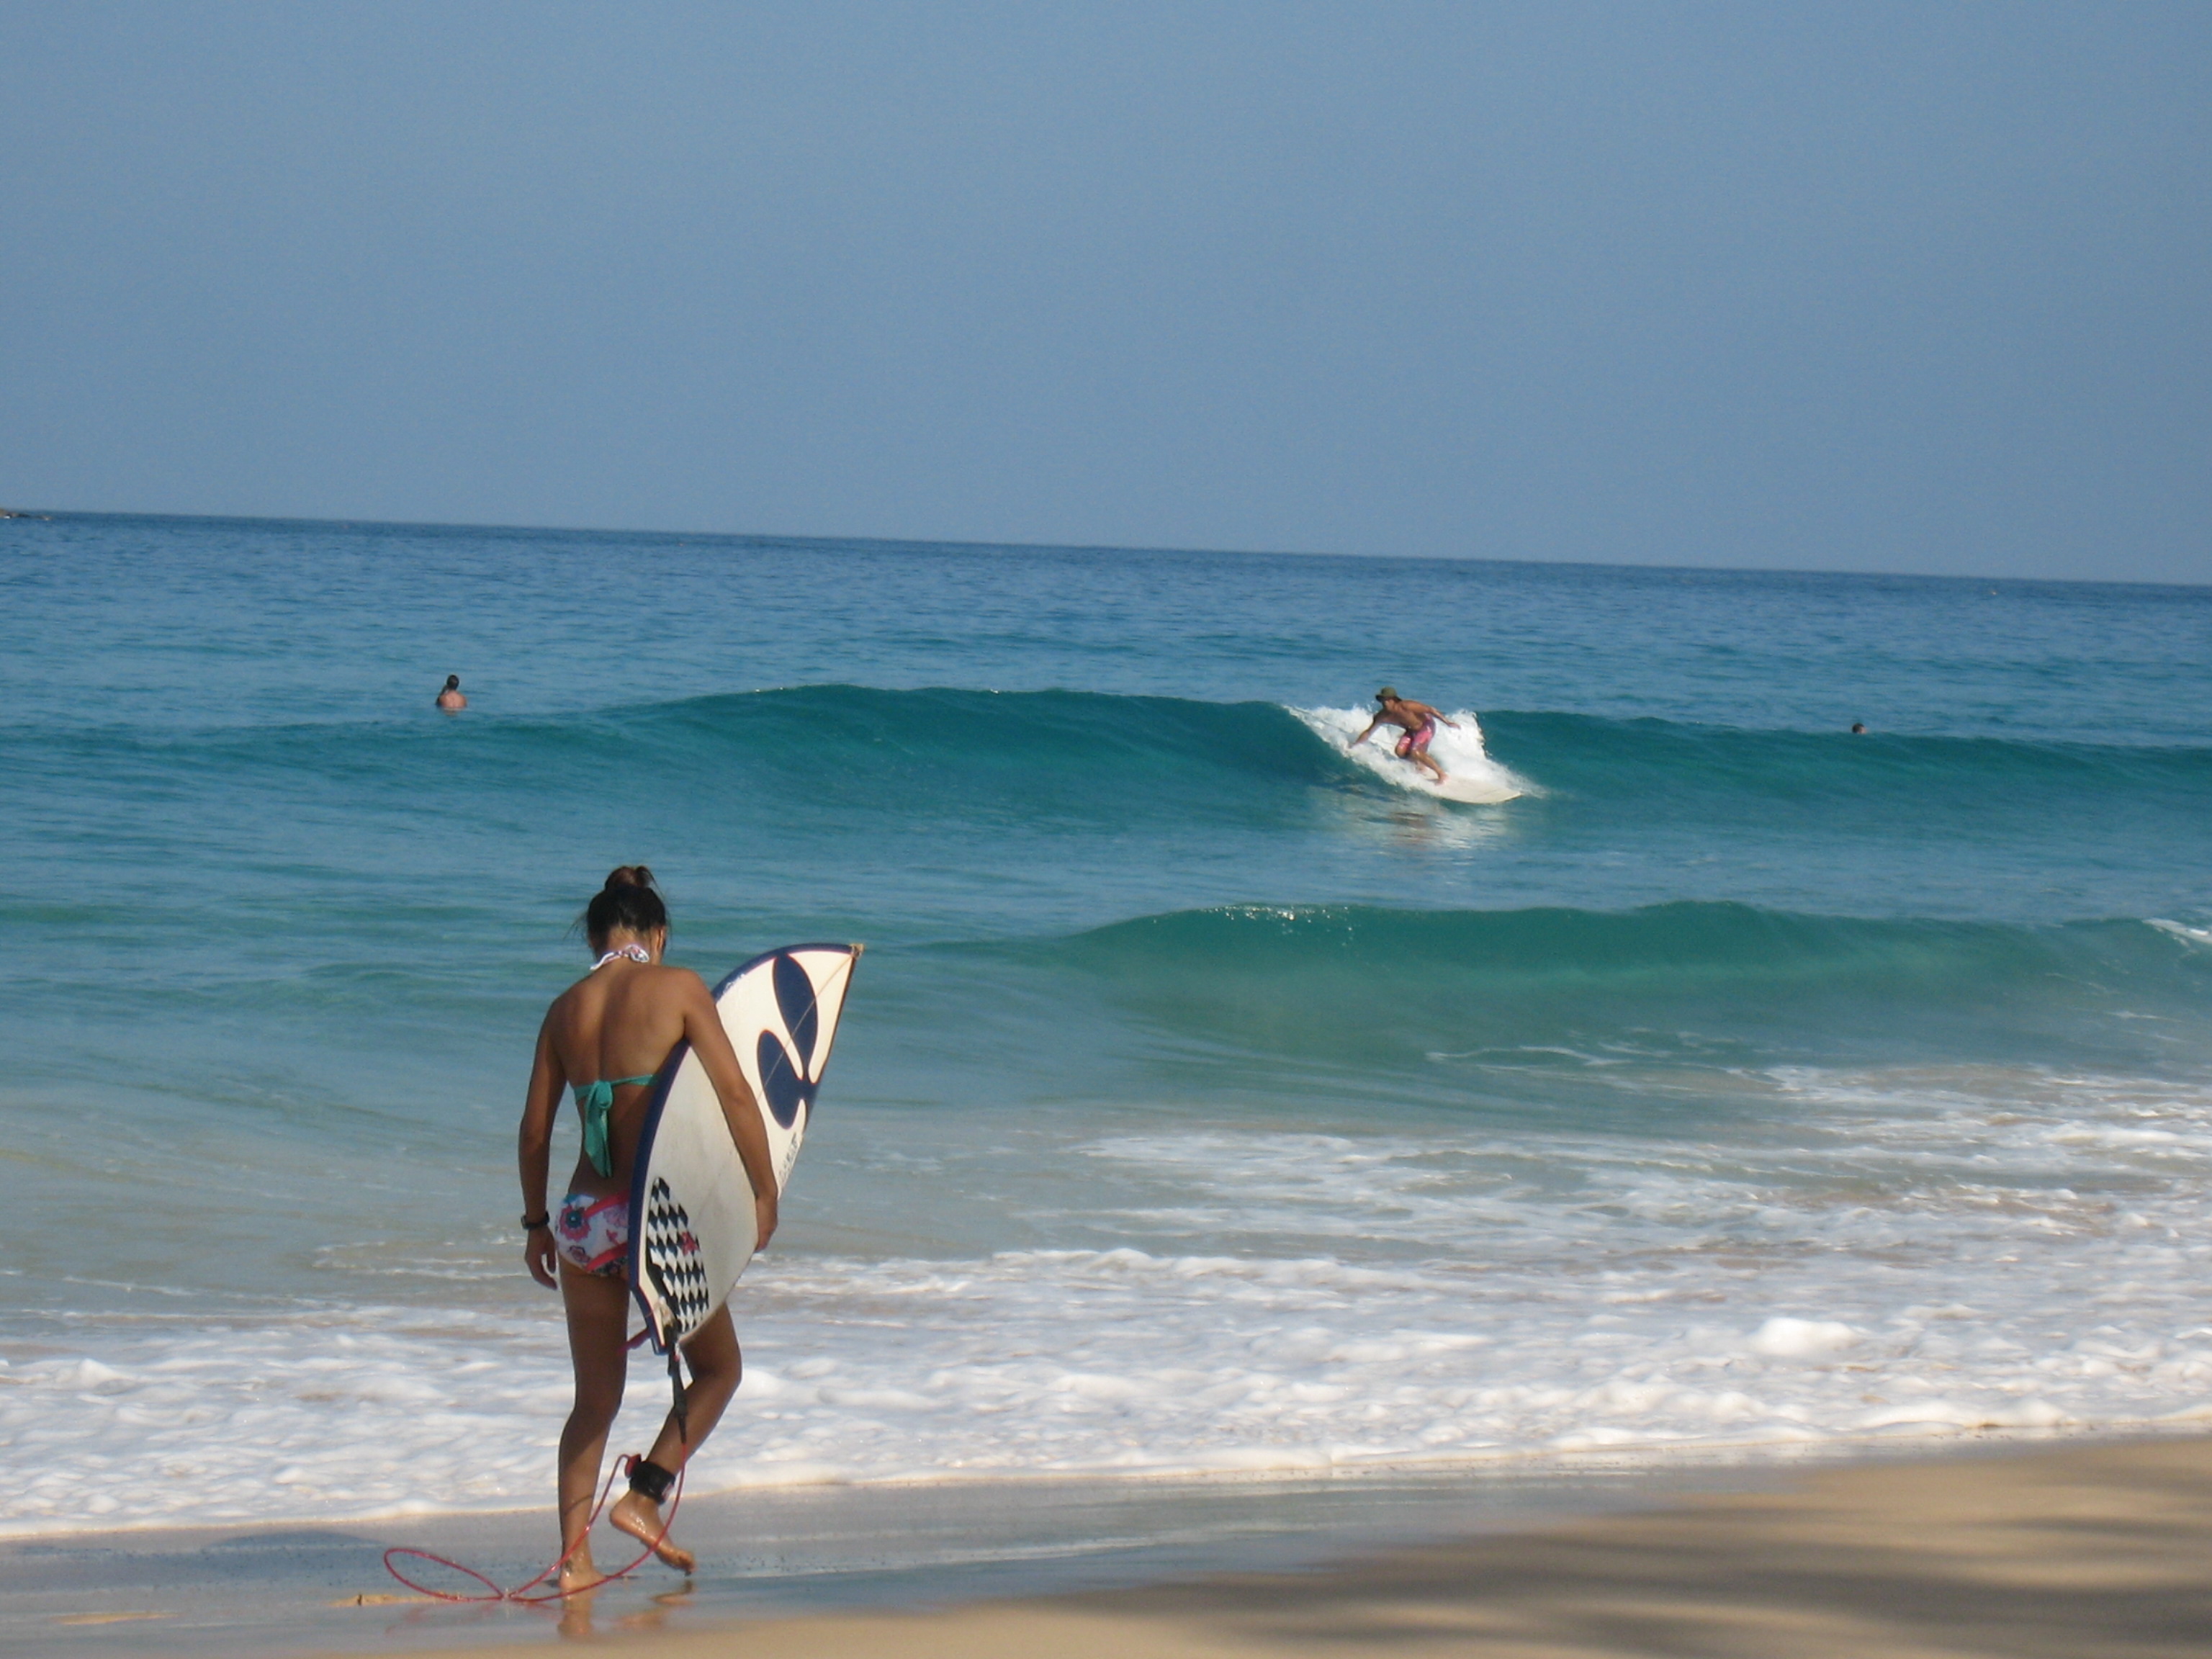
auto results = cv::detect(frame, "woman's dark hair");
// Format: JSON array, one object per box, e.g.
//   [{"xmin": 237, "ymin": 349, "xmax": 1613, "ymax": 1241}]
[
  {"xmin": 585, "ymin": 866, "xmax": 667, "ymax": 949},
  {"xmin": 444, "ymin": 674, "xmax": 461, "ymax": 690}
]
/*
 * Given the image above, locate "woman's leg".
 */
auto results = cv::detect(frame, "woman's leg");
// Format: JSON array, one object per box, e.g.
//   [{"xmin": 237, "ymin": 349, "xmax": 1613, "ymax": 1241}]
[
  {"xmin": 556, "ymin": 1264, "xmax": 632, "ymax": 1591},
  {"xmin": 608, "ymin": 1305, "xmax": 743, "ymax": 1570}
]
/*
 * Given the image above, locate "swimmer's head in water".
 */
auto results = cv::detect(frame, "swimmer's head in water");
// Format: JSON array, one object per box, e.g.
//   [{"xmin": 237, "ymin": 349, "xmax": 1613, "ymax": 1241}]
[
  {"xmin": 1376, "ymin": 687, "xmax": 1398, "ymax": 704},
  {"xmin": 444, "ymin": 674, "xmax": 461, "ymax": 691},
  {"xmin": 584, "ymin": 865, "xmax": 667, "ymax": 952}
]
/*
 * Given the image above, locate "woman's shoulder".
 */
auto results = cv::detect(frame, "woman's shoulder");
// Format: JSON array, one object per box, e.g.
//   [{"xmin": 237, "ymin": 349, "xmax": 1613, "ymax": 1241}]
[
  {"xmin": 611, "ymin": 961, "xmax": 708, "ymax": 1001},
  {"xmin": 543, "ymin": 974, "xmax": 595, "ymax": 1020},
  {"xmin": 545, "ymin": 961, "xmax": 702, "ymax": 1013}
]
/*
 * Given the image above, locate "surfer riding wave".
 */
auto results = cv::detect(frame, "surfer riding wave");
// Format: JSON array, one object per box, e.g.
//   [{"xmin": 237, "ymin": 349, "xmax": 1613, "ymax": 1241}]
[
  {"xmin": 1349, "ymin": 687, "xmax": 1460, "ymax": 785},
  {"xmin": 517, "ymin": 866, "xmax": 778, "ymax": 1594}
]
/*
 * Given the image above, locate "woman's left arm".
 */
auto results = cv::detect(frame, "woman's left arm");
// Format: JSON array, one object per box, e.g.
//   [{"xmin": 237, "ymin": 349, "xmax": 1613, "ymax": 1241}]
[
  {"xmin": 518, "ymin": 1017, "xmax": 565, "ymax": 1288},
  {"xmin": 679, "ymin": 976, "xmax": 780, "ymax": 1252}
]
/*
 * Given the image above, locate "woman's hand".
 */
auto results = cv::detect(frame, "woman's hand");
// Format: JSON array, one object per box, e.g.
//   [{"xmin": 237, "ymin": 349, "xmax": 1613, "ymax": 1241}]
[
  {"xmin": 526, "ymin": 1226, "xmax": 559, "ymax": 1289},
  {"xmin": 754, "ymin": 1186, "xmax": 779, "ymax": 1254}
]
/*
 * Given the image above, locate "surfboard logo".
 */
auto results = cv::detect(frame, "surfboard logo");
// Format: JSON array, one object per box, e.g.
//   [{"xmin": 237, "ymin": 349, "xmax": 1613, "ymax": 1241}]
[{"xmin": 755, "ymin": 952, "xmax": 827, "ymax": 1129}]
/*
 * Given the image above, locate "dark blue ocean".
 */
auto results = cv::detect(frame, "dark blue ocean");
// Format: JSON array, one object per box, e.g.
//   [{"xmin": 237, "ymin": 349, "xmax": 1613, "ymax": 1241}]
[{"xmin": 4, "ymin": 512, "xmax": 2210, "ymax": 1532}]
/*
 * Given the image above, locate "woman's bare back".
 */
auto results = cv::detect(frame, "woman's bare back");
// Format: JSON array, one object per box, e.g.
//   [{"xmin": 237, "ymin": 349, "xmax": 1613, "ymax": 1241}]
[{"xmin": 544, "ymin": 962, "xmax": 696, "ymax": 1193}]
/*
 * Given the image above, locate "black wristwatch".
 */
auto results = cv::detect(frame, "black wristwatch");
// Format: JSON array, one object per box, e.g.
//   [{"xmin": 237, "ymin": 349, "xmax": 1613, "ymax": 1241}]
[{"xmin": 521, "ymin": 1212, "xmax": 551, "ymax": 1231}]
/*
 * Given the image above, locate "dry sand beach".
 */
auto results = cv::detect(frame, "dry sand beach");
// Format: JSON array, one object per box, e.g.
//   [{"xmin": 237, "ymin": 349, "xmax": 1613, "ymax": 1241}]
[{"xmin": 402, "ymin": 1437, "xmax": 2212, "ymax": 1659}]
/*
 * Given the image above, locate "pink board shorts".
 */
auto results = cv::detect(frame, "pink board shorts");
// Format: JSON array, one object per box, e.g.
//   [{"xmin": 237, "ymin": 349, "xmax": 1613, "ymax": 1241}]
[{"xmin": 1395, "ymin": 719, "xmax": 1436, "ymax": 757}]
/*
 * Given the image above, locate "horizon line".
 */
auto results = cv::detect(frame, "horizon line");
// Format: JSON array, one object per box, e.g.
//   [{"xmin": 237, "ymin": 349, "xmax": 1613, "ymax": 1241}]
[{"xmin": 5, "ymin": 505, "xmax": 2204, "ymax": 594}]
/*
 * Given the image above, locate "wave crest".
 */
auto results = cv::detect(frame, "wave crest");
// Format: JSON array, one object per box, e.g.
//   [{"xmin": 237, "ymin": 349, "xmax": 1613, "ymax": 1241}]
[{"xmin": 1019, "ymin": 902, "xmax": 2212, "ymax": 1076}]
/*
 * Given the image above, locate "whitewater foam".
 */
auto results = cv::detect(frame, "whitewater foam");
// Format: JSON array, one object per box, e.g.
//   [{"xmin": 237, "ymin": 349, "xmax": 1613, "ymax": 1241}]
[{"xmin": 12, "ymin": 1061, "xmax": 2212, "ymax": 1535}]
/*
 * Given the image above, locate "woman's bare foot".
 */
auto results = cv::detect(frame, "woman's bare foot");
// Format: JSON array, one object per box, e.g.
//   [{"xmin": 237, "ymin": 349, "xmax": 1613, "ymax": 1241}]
[
  {"xmin": 608, "ymin": 1490, "xmax": 696, "ymax": 1573},
  {"xmin": 557, "ymin": 1554, "xmax": 609, "ymax": 1596}
]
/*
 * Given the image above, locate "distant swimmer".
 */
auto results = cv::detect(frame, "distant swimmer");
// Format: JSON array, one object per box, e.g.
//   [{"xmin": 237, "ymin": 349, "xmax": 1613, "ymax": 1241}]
[
  {"xmin": 1851, "ymin": 721, "xmax": 1866, "ymax": 734},
  {"xmin": 436, "ymin": 675, "xmax": 467, "ymax": 712},
  {"xmin": 1350, "ymin": 687, "xmax": 1458, "ymax": 785}
]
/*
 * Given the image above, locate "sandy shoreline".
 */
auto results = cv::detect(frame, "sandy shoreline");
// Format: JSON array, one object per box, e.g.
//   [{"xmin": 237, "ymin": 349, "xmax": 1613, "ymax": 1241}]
[
  {"xmin": 11, "ymin": 1435, "xmax": 2212, "ymax": 1657},
  {"xmin": 384, "ymin": 1436, "xmax": 2212, "ymax": 1659},
  {"xmin": 1, "ymin": 1458, "xmax": 1755, "ymax": 1657}
]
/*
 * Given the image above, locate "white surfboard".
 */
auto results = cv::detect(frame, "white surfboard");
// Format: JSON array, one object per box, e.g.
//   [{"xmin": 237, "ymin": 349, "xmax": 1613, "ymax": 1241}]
[{"xmin": 626, "ymin": 943, "xmax": 861, "ymax": 1361}]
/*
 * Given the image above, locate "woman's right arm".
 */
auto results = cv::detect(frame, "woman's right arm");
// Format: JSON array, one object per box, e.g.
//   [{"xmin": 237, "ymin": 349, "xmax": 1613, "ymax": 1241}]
[{"xmin": 517, "ymin": 1016, "xmax": 565, "ymax": 1288}]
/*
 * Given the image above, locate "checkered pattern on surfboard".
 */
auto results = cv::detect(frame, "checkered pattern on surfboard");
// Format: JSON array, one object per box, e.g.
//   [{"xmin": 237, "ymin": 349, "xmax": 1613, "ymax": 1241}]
[{"xmin": 641, "ymin": 1177, "xmax": 711, "ymax": 1341}]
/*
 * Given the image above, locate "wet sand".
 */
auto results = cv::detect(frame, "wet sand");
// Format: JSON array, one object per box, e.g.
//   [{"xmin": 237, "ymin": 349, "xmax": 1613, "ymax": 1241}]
[
  {"xmin": 0, "ymin": 1461, "xmax": 1752, "ymax": 1657},
  {"xmin": 403, "ymin": 1436, "xmax": 2212, "ymax": 1659},
  {"xmin": 14, "ymin": 1437, "xmax": 2212, "ymax": 1657}
]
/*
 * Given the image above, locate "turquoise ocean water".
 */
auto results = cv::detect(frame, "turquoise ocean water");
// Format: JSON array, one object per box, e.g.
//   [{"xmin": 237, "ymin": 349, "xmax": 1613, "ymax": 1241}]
[{"xmin": 3, "ymin": 513, "xmax": 2210, "ymax": 1533}]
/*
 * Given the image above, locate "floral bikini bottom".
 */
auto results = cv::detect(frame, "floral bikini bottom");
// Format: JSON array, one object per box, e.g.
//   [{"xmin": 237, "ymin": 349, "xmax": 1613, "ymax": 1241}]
[{"xmin": 555, "ymin": 1192, "xmax": 630, "ymax": 1278}]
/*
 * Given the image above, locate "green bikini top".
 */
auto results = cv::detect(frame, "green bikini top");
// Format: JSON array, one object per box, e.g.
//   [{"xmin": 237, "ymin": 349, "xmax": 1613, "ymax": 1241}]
[{"xmin": 573, "ymin": 1076, "xmax": 656, "ymax": 1178}]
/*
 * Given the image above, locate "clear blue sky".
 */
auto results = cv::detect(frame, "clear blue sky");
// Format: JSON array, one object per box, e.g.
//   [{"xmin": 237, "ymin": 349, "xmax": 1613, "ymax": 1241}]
[{"xmin": 4, "ymin": 2, "xmax": 2206, "ymax": 580}]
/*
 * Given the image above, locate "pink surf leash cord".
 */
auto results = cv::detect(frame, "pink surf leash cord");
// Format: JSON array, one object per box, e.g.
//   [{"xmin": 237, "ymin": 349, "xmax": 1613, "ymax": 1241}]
[{"xmin": 382, "ymin": 1453, "xmax": 686, "ymax": 1604}]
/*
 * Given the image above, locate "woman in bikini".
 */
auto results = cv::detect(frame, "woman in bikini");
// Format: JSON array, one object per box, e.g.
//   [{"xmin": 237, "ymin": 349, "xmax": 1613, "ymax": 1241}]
[{"xmin": 517, "ymin": 866, "xmax": 778, "ymax": 1592}]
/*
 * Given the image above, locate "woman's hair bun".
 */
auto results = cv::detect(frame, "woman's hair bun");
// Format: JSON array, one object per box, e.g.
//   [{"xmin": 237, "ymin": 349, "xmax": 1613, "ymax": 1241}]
[{"xmin": 584, "ymin": 865, "xmax": 669, "ymax": 948}]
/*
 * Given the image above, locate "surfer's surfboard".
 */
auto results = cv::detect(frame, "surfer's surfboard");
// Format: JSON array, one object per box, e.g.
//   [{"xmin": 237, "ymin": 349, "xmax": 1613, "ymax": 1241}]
[
  {"xmin": 626, "ymin": 943, "xmax": 861, "ymax": 1359},
  {"xmin": 1391, "ymin": 766, "xmax": 1516, "ymax": 806}
]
